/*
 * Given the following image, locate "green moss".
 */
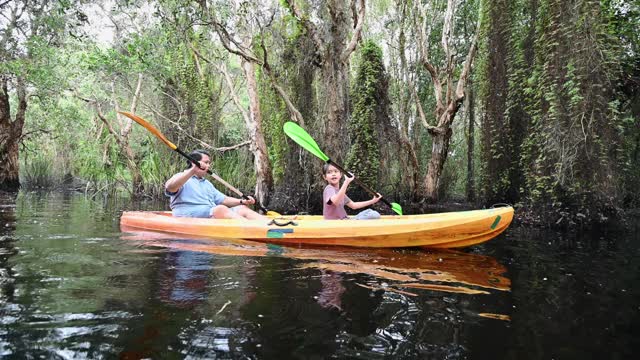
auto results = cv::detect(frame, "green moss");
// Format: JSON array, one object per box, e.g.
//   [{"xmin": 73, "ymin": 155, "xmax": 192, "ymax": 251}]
[{"xmin": 345, "ymin": 40, "xmax": 385, "ymax": 189}]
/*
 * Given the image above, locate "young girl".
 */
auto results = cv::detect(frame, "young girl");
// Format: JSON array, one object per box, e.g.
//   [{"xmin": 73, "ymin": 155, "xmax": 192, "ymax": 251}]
[{"xmin": 322, "ymin": 163, "xmax": 382, "ymax": 220}]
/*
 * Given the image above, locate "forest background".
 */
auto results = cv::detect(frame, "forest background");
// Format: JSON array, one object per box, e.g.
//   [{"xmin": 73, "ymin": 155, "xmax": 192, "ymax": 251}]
[{"xmin": 1, "ymin": 0, "xmax": 638, "ymax": 226}]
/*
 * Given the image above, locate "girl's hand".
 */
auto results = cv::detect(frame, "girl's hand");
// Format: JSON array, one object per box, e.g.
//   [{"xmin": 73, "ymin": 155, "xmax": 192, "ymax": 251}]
[
  {"xmin": 343, "ymin": 172, "xmax": 354, "ymax": 185},
  {"xmin": 243, "ymin": 196, "xmax": 256, "ymax": 205},
  {"xmin": 372, "ymin": 192, "xmax": 382, "ymax": 203}
]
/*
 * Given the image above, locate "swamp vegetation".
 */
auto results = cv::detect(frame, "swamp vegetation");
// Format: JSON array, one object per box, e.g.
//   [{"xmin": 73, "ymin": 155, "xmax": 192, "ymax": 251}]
[{"xmin": 0, "ymin": 0, "xmax": 638, "ymax": 225}]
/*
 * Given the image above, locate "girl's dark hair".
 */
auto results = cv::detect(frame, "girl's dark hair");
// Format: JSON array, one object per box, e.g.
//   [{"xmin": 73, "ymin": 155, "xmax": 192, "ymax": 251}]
[
  {"xmin": 186, "ymin": 149, "xmax": 210, "ymax": 169},
  {"xmin": 322, "ymin": 163, "xmax": 339, "ymax": 175}
]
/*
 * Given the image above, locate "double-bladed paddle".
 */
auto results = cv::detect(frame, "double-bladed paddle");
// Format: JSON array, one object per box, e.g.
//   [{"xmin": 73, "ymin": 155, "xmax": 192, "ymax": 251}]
[
  {"xmin": 283, "ymin": 121, "xmax": 403, "ymax": 215},
  {"xmin": 119, "ymin": 111, "xmax": 278, "ymax": 216}
]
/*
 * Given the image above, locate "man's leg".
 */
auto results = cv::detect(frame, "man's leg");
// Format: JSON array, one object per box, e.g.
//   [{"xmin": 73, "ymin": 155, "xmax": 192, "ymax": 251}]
[
  {"xmin": 212, "ymin": 205, "xmax": 243, "ymax": 219},
  {"xmin": 235, "ymin": 206, "xmax": 268, "ymax": 220}
]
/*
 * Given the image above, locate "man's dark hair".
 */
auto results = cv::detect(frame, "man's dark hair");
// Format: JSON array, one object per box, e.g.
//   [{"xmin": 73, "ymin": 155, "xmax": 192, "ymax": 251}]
[{"xmin": 186, "ymin": 149, "xmax": 211, "ymax": 169}]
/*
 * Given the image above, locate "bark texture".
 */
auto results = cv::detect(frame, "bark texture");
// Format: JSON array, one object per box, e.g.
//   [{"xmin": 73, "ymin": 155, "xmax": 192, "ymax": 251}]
[{"xmin": 0, "ymin": 77, "xmax": 27, "ymax": 191}]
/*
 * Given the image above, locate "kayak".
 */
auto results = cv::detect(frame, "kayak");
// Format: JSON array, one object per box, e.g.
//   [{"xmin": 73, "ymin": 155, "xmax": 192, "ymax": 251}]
[{"xmin": 120, "ymin": 206, "xmax": 514, "ymax": 248}]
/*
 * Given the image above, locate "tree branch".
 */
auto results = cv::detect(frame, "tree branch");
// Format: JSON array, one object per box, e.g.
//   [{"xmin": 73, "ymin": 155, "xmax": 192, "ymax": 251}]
[
  {"xmin": 0, "ymin": 0, "xmax": 14, "ymax": 9},
  {"xmin": 454, "ymin": 14, "xmax": 481, "ymax": 102},
  {"xmin": 210, "ymin": 17, "xmax": 261, "ymax": 63},
  {"xmin": 120, "ymin": 73, "xmax": 143, "ymax": 138},
  {"xmin": 197, "ymin": 3, "xmax": 307, "ymax": 127},
  {"xmin": 162, "ymin": 113, "xmax": 250, "ymax": 154},
  {"xmin": 19, "ymin": 128, "xmax": 55, "ymax": 142},
  {"xmin": 414, "ymin": 1, "xmax": 443, "ymax": 112},
  {"xmin": 96, "ymin": 104, "xmax": 124, "ymax": 148},
  {"xmin": 341, "ymin": 0, "xmax": 365, "ymax": 63},
  {"xmin": 442, "ymin": 0, "xmax": 457, "ymax": 105},
  {"xmin": 215, "ymin": 140, "xmax": 251, "ymax": 153},
  {"xmin": 130, "ymin": 98, "xmax": 249, "ymax": 155},
  {"xmin": 411, "ymin": 81, "xmax": 442, "ymax": 135},
  {"xmin": 215, "ymin": 61, "xmax": 251, "ymax": 128},
  {"xmin": 75, "ymin": 92, "xmax": 124, "ymax": 148}
]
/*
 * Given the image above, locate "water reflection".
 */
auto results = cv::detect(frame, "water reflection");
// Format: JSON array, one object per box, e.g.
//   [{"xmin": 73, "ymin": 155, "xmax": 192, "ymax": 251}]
[
  {"xmin": 157, "ymin": 250, "xmax": 214, "ymax": 307},
  {"xmin": 120, "ymin": 229, "xmax": 513, "ymax": 358},
  {"xmin": 0, "ymin": 191, "xmax": 17, "ymax": 316},
  {"xmin": 317, "ymin": 270, "xmax": 345, "ymax": 310},
  {"xmin": 121, "ymin": 228, "xmax": 511, "ymax": 296}
]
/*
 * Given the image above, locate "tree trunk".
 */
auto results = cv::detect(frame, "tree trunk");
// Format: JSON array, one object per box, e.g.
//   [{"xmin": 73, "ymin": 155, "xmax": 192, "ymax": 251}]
[
  {"xmin": 283, "ymin": 0, "xmax": 365, "ymax": 162},
  {"xmin": 321, "ymin": 56, "xmax": 350, "ymax": 162},
  {"xmin": 416, "ymin": 0, "xmax": 479, "ymax": 203},
  {"xmin": 125, "ymin": 145, "xmax": 143, "ymax": 195},
  {"xmin": 424, "ymin": 126, "xmax": 453, "ymax": 201},
  {"xmin": 115, "ymin": 74, "xmax": 144, "ymax": 196},
  {"xmin": 396, "ymin": 6, "xmax": 420, "ymax": 199},
  {"xmin": 400, "ymin": 134, "xmax": 420, "ymax": 199},
  {"xmin": 466, "ymin": 80, "xmax": 475, "ymax": 202},
  {"xmin": 0, "ymin": 77, "xmax": 27, "ymax": 192},
  {"xmin": 242, "ymin": 60, "xmax": 273, "ymax": 206}
]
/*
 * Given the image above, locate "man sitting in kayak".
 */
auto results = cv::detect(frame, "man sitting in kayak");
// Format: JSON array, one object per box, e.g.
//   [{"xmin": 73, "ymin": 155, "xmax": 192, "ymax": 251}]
[{"xmin": 164, "ymin": 149, "xmax": 267, "ymax": 220}]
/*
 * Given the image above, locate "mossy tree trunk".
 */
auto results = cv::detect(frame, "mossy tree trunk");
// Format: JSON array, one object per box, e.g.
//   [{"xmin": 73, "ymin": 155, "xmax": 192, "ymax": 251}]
[
  {"xmin": 478, "ymin": 0, "xmax": 516, "ymax": 205},
  {"xmin": 0, "ymin": 77, "xmax": 26, "ymax": 191},
  {"xmin": 519, "ymin": 0, "xmax": 623, "ymax": 213},
  {"xmin": 465, "ymin": 77, "xmax": 476, "ymax": 202},
  {"xmin": 345, "ymin": 41, "xmax": 388, "ymax": 197},
  {"xmin": 284, "ymin": 0, "xmax": 366, "ymax": 163}
]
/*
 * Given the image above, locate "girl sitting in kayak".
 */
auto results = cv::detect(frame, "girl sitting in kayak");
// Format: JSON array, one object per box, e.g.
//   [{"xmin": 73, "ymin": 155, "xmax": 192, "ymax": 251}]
[{"xmin": 322, "ymin": 163, "xmax": 382, "ymax": 220}]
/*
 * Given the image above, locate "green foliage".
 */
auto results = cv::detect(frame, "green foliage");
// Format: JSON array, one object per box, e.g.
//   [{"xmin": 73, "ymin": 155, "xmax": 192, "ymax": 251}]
[
  {"xmin": 10, "ymin": 0, "xmax": 638, "ymax": 219},
  {"xmin": 21, "ymin": 155, "xmax": 55, "ymax": 190},
  {"xmin": 213, "ymin": 151, "xmax": 256, "ymax": 197}
]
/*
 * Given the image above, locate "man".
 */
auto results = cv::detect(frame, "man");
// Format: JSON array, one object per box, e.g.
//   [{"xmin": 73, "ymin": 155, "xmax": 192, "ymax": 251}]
[{"xmin": 164, "ymin": 150, "xmax": 266, "ymax": 220}]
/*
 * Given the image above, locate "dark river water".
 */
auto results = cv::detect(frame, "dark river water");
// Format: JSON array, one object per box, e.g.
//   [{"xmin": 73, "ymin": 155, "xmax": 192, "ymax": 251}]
[{"xmin": 0, "ymin": 191, "xmax": 638, "ymax": 359}]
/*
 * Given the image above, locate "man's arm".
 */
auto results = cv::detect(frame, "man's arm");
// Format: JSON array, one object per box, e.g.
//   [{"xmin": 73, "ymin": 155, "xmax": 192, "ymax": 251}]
[{"xmin": 165, "ymin": 163, "xmax": 197, "ymax": 193}]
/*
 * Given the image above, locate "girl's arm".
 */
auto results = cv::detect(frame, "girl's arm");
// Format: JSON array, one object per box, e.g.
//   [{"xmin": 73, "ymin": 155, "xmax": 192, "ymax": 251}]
[
  {"xmin": 346, "ymin": 193, "xmax": 382, "ymax": 210},
  {"xmin": 329, "ymin": 173, "xmax": 354, "ymax": 205}
]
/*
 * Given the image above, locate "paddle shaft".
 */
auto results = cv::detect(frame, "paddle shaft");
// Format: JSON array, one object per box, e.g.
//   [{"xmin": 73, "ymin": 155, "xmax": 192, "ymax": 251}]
[{"xmin": 326, "ymin": 160, "xmax": 395, "ymax": 210}]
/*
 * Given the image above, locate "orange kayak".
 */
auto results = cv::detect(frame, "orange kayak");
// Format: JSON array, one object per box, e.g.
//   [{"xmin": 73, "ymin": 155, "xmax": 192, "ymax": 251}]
[{"xmin": 120, "ymin": 206, "xmax": 514, "ymax": 248}]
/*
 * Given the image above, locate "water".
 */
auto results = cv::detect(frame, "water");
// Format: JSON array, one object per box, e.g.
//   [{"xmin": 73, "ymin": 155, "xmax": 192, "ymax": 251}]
[{"xmin": 0, "ymin": 191, "xmax": 638, "ymax": 359}]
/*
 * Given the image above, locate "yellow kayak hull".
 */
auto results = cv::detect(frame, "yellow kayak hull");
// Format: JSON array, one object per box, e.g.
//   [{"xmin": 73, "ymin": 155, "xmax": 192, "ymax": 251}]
[{"xmin": 120, "ymin": 206, "xmax": 514, "ymax": 248}]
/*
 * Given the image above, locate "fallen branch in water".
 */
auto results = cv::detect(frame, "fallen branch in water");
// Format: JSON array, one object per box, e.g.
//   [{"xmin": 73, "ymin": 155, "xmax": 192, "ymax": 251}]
[{"xmin": 216, "ymin": 300, "xmax": 231, "ymax": 315}]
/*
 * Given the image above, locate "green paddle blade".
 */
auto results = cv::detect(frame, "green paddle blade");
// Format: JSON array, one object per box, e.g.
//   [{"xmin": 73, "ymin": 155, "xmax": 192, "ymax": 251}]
[
  {"xmin": 391, "ymin": 202, "xmax": 403, "ymax": 215},
  {"xmin": 283, "ymin": 122, "xmax": 329, "ymax": 162}
]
